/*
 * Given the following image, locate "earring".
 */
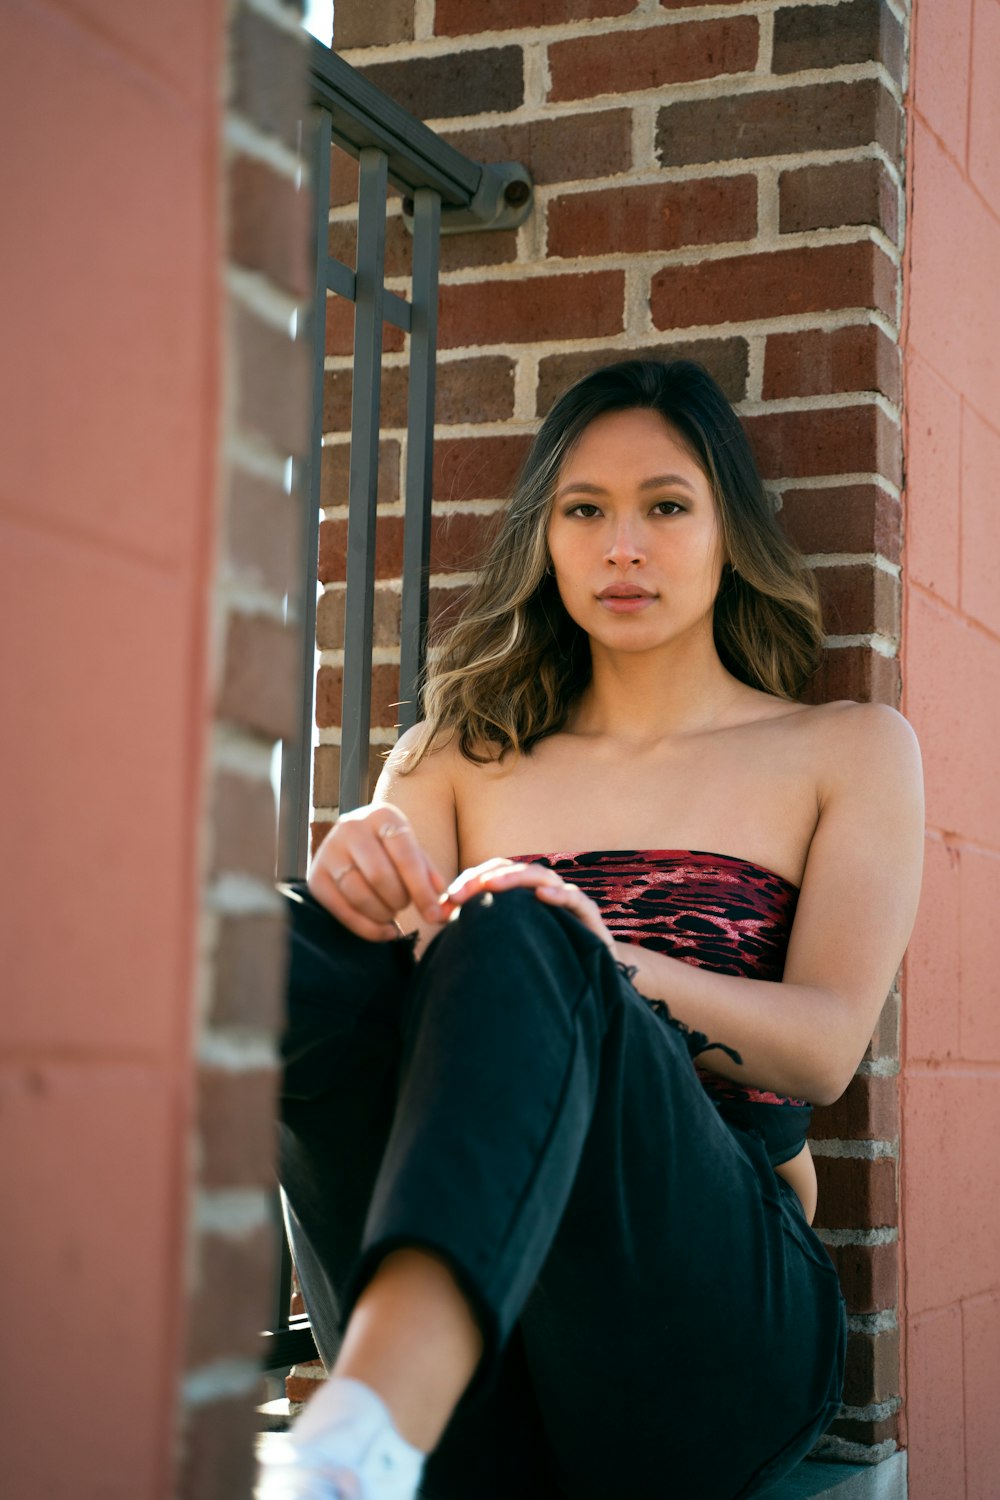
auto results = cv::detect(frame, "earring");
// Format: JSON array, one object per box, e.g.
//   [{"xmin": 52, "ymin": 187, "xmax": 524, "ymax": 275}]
[{"xmin": 544, "ymin": 562, "xmax": 555, "ymax": 576}]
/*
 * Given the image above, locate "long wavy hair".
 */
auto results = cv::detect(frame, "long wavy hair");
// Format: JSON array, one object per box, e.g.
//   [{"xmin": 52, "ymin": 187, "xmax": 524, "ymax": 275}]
[{"xmin": 404, "ymin": 358, "xmax": 823, "ymax": 768}]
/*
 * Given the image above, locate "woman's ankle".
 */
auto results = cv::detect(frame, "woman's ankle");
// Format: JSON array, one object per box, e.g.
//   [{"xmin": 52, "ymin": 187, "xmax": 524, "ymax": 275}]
[{"xmin": 332, "ymin": 1246, "xmax": 483, "ymax": 1451}]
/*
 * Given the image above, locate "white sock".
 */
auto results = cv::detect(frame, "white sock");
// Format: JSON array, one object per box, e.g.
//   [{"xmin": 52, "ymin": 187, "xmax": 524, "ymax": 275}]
[{"xmin": 283, "ymin": 1376, "xmax": 427, "ymax": 1500}]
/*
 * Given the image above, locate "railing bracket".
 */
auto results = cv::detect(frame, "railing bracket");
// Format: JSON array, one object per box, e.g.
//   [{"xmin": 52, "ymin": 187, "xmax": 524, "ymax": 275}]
[{"xmin": 402, "ymin": 161, "xmax": 533, "ymax": 236}]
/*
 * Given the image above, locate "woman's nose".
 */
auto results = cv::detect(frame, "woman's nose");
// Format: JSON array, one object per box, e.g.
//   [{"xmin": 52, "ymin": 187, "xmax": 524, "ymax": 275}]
[{"xmin": 605, "ymin": 521, "xmax": 645, "ymax": 566}]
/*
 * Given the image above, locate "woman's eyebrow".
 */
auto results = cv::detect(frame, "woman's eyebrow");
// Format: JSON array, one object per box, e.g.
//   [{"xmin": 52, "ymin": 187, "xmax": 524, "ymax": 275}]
[{"xmin": 555, "ymin": 473, "xmax": 698, "ymax": 497}]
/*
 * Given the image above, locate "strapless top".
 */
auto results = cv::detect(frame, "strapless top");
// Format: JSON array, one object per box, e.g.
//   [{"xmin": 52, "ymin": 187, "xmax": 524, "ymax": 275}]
[{"xmin": 507, "ymin": 848, "xmax": 810, "ymax": 1166}]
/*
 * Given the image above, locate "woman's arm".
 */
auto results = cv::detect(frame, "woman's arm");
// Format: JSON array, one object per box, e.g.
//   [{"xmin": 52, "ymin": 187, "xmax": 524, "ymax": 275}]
[
  {"xmin": 370, "ymin": 723, "xmax": 461, "ymax": 954},
  {"xmin": 613, "ymin": 703, "xmax": 925, "ymax": 1105},
  {"xmin": 306, "ymin": 722, "xmax": 460, "ymax": 949}
]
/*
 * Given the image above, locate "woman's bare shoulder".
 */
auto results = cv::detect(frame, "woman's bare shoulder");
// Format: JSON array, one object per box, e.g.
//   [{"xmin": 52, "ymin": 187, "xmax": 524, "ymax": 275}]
[
  {"xmin": 786, "ymin": 698, "xmax": 920, "ymax": 759},
  {"xmin": 380, "ymin": 720, "xmax": 459, "ymax": 780},
  {"xmin": 772, "ymin": 701, "xmax": 923, "ymax": 828}
]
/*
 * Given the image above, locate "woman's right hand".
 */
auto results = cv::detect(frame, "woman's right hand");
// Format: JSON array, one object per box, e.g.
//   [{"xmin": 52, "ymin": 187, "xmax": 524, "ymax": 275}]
[{"xmin": 306, "ymin": 802, "xmax": 454, "ymax": 943}]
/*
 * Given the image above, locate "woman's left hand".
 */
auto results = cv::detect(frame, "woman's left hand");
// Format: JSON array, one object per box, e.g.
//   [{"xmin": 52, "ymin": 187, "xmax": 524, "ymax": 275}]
[{"xmin": 439, "ymin": 859, "xmax": 618, "ymax": 954}]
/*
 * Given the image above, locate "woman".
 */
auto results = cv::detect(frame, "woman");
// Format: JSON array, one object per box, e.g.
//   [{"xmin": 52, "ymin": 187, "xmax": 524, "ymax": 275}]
[{"xmin": 267, "ymin": 360, "xmax": 924, "ymax": 1500}]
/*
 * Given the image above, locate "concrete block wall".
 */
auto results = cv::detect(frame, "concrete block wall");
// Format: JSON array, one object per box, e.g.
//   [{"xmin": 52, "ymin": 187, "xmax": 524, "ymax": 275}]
[
  {"xmin": 313, "ymin": 0, "xmax": 911, "ymax": 1465},
  {"xmin": 898, "ymin": 0, "xmax": 1000, "ymax": 1495}
]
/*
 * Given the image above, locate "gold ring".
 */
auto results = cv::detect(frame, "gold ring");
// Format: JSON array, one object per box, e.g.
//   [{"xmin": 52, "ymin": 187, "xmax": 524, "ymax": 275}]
[
  {"xmin": 332, "ymin": 864, "xmax": 354, "ymax": 883},
  {"xmin": 378, "ymin": 822, "xmax": 405, "ymax": 839}
]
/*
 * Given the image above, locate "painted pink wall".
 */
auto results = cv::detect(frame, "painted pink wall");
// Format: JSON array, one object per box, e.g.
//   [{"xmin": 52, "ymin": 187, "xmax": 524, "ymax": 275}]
[
  {"xmin": 901, "ymin": 1, "xmax": 1000, "ymax": 1496},
  {"xmin": 0, "ymin": 2, "xmax": 225, "ymax": 1496}
]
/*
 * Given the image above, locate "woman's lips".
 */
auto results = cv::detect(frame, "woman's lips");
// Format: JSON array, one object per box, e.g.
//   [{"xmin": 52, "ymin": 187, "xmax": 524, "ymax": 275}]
[{"xmin": 597, "ymin": 592, "xmax": 656, "ymax": 612}]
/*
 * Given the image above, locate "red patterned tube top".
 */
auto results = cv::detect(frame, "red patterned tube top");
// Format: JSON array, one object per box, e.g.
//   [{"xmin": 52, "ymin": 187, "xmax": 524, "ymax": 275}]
[{"xmin": 507, "ymin": 848, "xmax": 811, "ymax": 1166}]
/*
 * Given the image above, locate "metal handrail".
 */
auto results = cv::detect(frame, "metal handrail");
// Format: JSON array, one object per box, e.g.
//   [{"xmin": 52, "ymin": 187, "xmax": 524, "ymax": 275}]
[{"xmin": 263, "ymin": 39, "xmax": 532, "ymax": 1375}]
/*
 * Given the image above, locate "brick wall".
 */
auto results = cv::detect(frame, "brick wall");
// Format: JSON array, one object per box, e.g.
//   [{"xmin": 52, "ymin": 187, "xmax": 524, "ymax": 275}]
[
  {"xmin": 177, "ymin": 1, "xmax": 310, "ymax": 1493},
  {"xmin": 317, "ymin": 0, "xmax": 909, "ymax": 1465}
]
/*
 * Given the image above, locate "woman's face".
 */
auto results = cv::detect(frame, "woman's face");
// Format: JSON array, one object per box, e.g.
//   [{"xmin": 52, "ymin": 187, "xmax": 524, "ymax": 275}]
[{"xmin": 545, "ymin": 406, "xmax": 725, "ymax": 654}]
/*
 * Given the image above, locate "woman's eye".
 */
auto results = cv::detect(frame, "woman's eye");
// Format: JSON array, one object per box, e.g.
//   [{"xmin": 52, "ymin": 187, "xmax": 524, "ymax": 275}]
[
  {"xmin": 653, "ymin": 501, "xmax": 684, "ymax": 516},
  {"xmin": 565, "ymin": 503, "xmax": 600, "ymax": 518}
]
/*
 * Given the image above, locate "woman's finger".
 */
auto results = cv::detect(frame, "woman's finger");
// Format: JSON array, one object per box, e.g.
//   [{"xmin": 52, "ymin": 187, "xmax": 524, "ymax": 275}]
[
  {"xmin": 307, "ymin": 860, "xmax": 400, "ymax": 942},
  {"xmin": 370, "ymin": 815, "xmax": 452, "ymax": 923},
  {"xmin": 340, "ymin": 833, "xmax": 412, "ymax": 919},
  {"xmin": 443, "ymin": 860, "xmax": 559, "ymax": 904}
]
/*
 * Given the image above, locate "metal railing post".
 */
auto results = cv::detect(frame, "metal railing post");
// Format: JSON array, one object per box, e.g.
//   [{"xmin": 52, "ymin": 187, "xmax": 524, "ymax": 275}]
[
  {"xmin": 339, "ymin": 147, "xmax": 388, "ymax": 813},
  {"xmin": 399, "ymin": 187, "xmax": 441, "ymax": 731}
]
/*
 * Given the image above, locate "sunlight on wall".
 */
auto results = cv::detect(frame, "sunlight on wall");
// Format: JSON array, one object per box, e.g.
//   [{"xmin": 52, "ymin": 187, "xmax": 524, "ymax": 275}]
[{"xmin": 302, "ymin": 0, "xmax": 333, "ymax": 46}]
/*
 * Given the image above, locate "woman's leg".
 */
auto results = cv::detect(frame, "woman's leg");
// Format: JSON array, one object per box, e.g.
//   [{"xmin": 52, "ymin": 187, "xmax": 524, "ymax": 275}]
[
  {"xmin": 277, "ymin": 880, "xmax": 417, "ymax": 1371},
  {"xmin": 329, "ymin": 884, "xmax": 845, "ymax": 1499},
  {"xmin": 275, "ymin": 881, "xmax": 561, "ymax": 1496},
  {"xmin": 278, "ymin": 881, "xmax": 845, "ymax": 1499}
]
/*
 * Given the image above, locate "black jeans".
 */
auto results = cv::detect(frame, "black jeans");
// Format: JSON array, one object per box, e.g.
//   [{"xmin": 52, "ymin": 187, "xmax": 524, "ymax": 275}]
[{"xmin": 276, "ymin": 881, "xmax": 847, "ymax": 1500}]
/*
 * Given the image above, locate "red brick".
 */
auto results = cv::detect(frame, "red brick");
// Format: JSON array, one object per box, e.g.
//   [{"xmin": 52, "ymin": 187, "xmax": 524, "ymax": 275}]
[
  {"xmin": 185, "ymin": 1225, "xmax": 276, "ymax": 1367},
  {"xmin": 548, "ymin": 17, "xmax": 758, "ymax": 101},
  {"xmin": 216, "ymin": 612, "xmax": 301, "ymax": 742},
  {"xmin": 178, "ymin": 1391, "xmax": 264, "ymax": 1500},
  {"xmin": 198, "ymin": 1069, "xmax": 278, "ymax": 1189},
  {"xmin": 651, "ymin": 242, "xmax": 897, "ymax": 329},
  {"xmin": 228, "ymin": 154, "xmax": 312, "ymax": 299},
  {"xmin": 333, "ymin": 214, "xmax": 513, "ymax": 280},
  {"xmin": 548, "ymin": 176, "xmax": 756, "ymax": 258},
  {"xmin": 773, "ymin": 0, "xmax": 905, "ymax": 85},
  {"xmin": 814, "ymin": 562, "xmax": 900, "ymax": 639},
  {"xmin": 813, "ymin": 1156, "xmax": 897, "ymax": 1229},
  {"xmin": 777, "ymin": 485, "xmax": 901, "ymax": 564},
  {"xmin": 442, "ymin": 111, "xmax": 632, "ymax": 188},
  {"xmin": 316, "ymin": 585, "xmax": 400, "ymax": 650},
  {"xmin": 325, "ymin": 356, "xmax": 516, "ymax": 431},
  {"xmin": 436, "ymin": 0, "xmax": 635, "ymax": 34},
  {"xmin": 780, "ymin": 158, "xmax": 900, "ymax": 240},
  {"xmin": 319, "ymin": 508, "xmax": 500, "ymax": 583},
  {"xmin": 829, "ymin": 1410, "xmax": 899, "ymax": 1446},
  {"xmin": 440, "ymin": 230, "xmax": 520, "ymax": 273},
  {"xmin": 233, "ymin": 301, "xmax": 311, "ymax": 456},
  {"xmin": 329, "ymin": 217, "xmax": 404, "ymax": 278},
  {"xmin": 811, "ymin": 1072, "xmax": 899, "ymax": 1142},
  {"xmin": 316, "ymin": 664, "xmax": 404, "ymax": 729},
  {"xmin": 865, "ymin": 988, "xmax": 899, "ymax": 1060},
  {"xmin": 230, "ymin": 7, "xmax": 308, "ymax": 152},
  {"xmin": 211, "ymin": 915, "xmax": 289, "ymax": 1031},
  {"xmin": 314, "ymin": 743, "xmax": 392, "ymax": 807},
  {"xmin": 210, "ymin": 772, "xmax": 282, "ymax": 880},
  {"xmin": 285, "ymin": 1368, "xmax": 327, "ymax": 1404},
  {"xmin": 429, "ymin": 582, "xmax": 472, "ymax": 644},
  {"xmin": 439, "ymin": 272, "xmax": 625, "ymax": 348},
  {"xmin": 537, "ymin": 339, "xmax": 748, "ymax": 412},
  {"xmin": 434, "ymin": 435, "xmax": 534, "ymax": 504},
  {"xmin": 318, "ymin": 516, "xmax": 403, "ymax": 583},
  {"xmin": 844, "ymin": 1326, "xmax": 900, "ymax": 1406},
  {"xmin": 800, "ymin": 643, "xmax": 901, "ymax": 706},
  {"xmin": 742, "ymin": 404, "xmax": 901, "ymax": 485},
  {"xmin": 656, "ymin": 80, "xmax": 901, "ymax": 168},
  {"xmin": 826, "ymin": 1240, "xmax": 898, "ymax": 1313},
  {"xmin": 311, "ymin": 819, "xmax": 333, "ymax": 859},
  {"xmin": 763, "ymin": 325, "xmax": 900, "ymax": 404},
  {"xmin": 224, "ymin": 467, "xmax": 302, "ymax": 597},
  {"xmin": 320, "ymin": 442, "xmax": 400, "ymax": 508},
  {"xmin": 335, "ymin": 0, "xmax": 414, "ymax": 48},
  {"xmin": 660, "ymin": 0, "xmax": 745, "ymax": 6},
  {"xmin": 326, "ymin": 293, "xmax": 405, "ymax": 357},
  {"xmin": 330, "ymin": 144, "xmax": 360, "ymax": 211},
  {"xmin": 358, "ymin": 48, "xmax": 523, "ymax": 121}
]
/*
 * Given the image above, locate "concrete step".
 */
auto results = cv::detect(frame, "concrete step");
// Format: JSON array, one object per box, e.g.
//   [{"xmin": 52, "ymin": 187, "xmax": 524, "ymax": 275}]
[
  {"xmin": 756, "ymin": 1453, "xmax": 906, "ymax": 1499},
  {"xmin": 255, "ymin": 1429, "xmax": 907, "ymax": 1500}
]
